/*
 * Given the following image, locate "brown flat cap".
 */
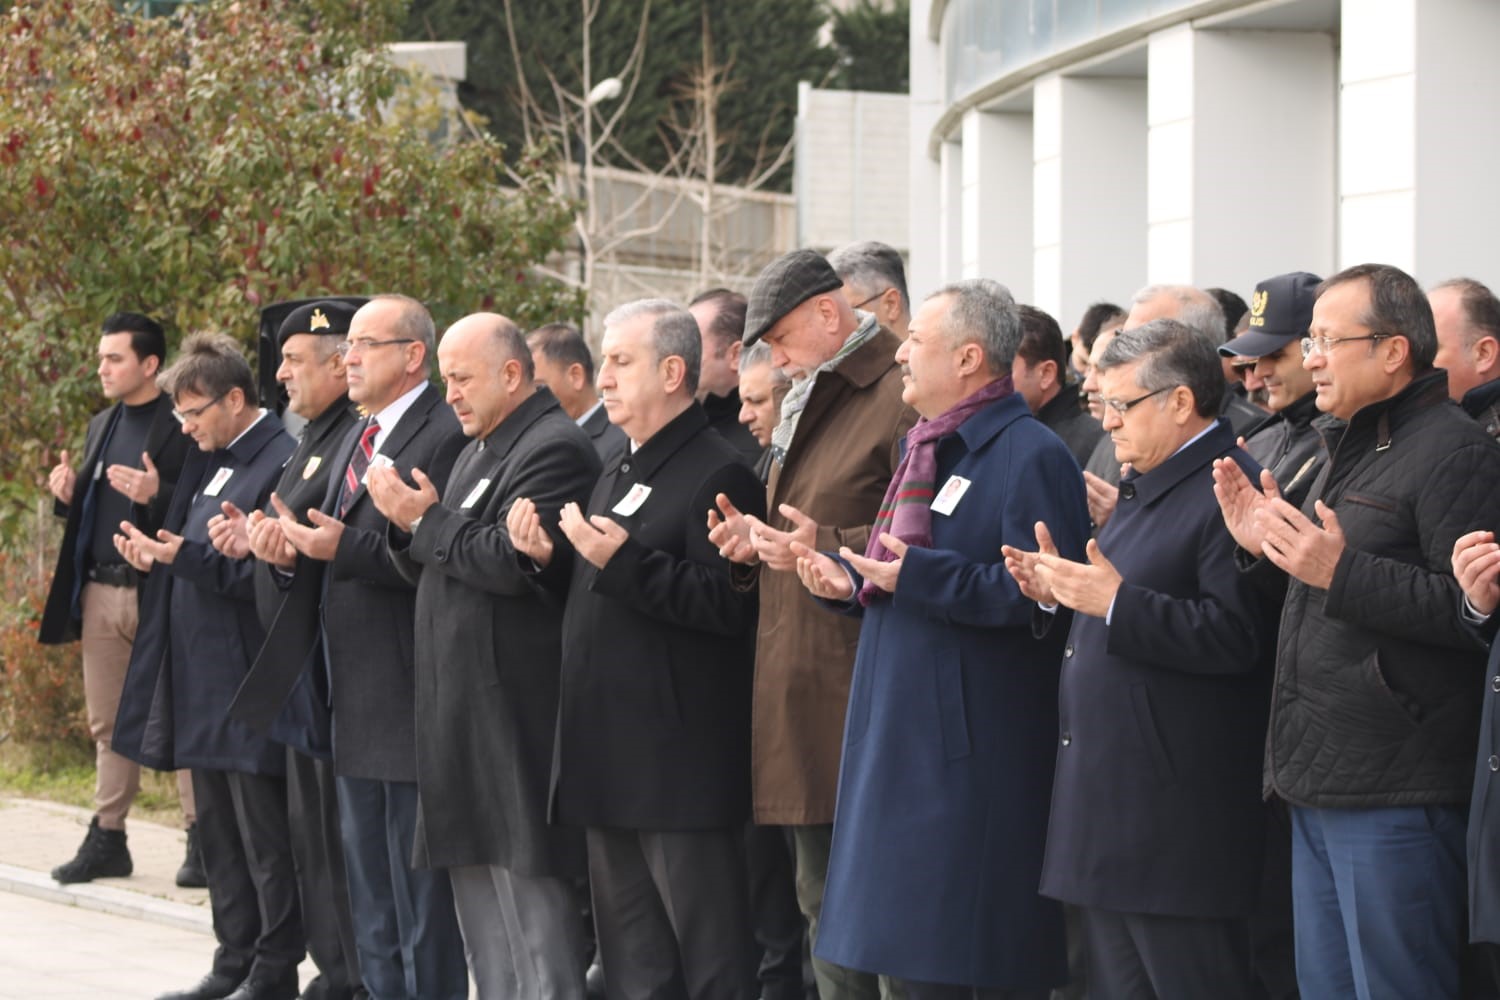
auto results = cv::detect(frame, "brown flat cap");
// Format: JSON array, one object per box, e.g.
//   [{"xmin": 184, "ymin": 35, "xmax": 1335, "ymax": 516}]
[{"xmin": 742, "ymin": 249, "xmax": 844, "ymax": 346}]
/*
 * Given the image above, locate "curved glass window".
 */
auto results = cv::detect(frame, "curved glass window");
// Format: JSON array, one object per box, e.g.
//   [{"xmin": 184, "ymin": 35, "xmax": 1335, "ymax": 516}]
[{"xmin": 944, "ymin": 0, "xmax": 1196, "ymax": 104}]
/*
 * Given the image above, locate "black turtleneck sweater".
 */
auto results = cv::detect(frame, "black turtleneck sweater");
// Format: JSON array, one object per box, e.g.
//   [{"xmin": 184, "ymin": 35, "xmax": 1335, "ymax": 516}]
[{"xmin": 90, "ymin": 397, "xmax": 160, "ymax": 567}]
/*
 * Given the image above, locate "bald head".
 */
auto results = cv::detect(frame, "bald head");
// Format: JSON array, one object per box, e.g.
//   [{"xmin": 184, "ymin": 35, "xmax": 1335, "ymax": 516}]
[
  {"xmin": 1126, "ymin": 285, "xmax": 1226, "ymax": 345},
  {"xmin": 438, "ymin": 312, "xmax": 535, "ymax": 438}
]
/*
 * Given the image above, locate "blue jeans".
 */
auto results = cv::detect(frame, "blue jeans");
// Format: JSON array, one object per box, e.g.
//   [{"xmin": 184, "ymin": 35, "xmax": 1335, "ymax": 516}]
[{"xmin": 1290, "ymin": 804, "xmax": 1465, "ymax": 1000}]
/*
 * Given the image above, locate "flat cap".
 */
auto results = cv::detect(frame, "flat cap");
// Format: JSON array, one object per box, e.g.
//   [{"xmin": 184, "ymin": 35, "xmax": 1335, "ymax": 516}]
[
  {"xmin": 1219, "ymin": 272, "xmax": 1321, "ymax": 358},
  {"xmin": 742, "ymin": 249, "xmax": 845, "ymax": 346},
  {"xmin": 277, "ymin": 300, "xmax": 359, "ymax": 347}
]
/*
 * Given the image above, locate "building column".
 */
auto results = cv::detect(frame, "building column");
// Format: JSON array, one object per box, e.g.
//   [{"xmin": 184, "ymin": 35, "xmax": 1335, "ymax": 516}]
[
  {"xmin": 939, "ymin": 139, "xmax": 964, "ymax": 282},
  {"xmin": 961, "ymin": 108, "xmax": 1032, "ymax": 296},
  {"xmin": 1033, "ymin": 73, "xmax": 1147, "ymax": 329},
  {"xmin": 1146, "ymin": 23, "xmax": 1336, "ymax": 291},
  {"xmin": 908, "ymin": 0, "xmax": 945, "ymax": 299},
  {"xmin": 1341, "ymin": 0, "xmax": 1500, "ymax": 280}
]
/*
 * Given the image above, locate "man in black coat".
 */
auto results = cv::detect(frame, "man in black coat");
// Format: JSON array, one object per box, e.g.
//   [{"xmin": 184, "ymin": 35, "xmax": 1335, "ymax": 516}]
[
  {"xmin": 689, "ymin": 288, "xmax": 763, "ymax": 463},
  {"xmin": 528, "ymin": 321, "xmax": 627, "ymax": 463},
  {"xmin": 211, "ymin": 301, "xmax": 366, "ymax": 1000},
  {"xmin": 112, "ymin": 333, "xmax": 301, "ymax": 1000},
  {"xmin": 1013, "ymin": 304, "xmax": 1104, "ymax": 468},
  {"xmin": 1215, "ymin": 271, "xmax": 1336, "ymax": 1000},
  {"xmin": 1008, "ymin": 320, "xmax": 1281, "ymax": 998},
  {"xmin": 265, "ymin": 295, "xmax": 468, "ymax": 1000},
  {"xmin": 1432, "ymin": 276, "xmax": 1500, "ymax": 438},
  {"xmin": 1219, "ymin": 272, "xmax": 1338, "ymax": 512},
  {"xmin": 38, "ymin": 311, "xmax": 194, "ymax": 885},
  {"xmin": 514, "ymin": 299, "xmax": 765, "ymax": 1000},
  {"xmin": 369, "ymin": 313, "xmax": 601, "ymax": 999},
  {"xmin": 1217, "ymin": 264, "xmax": 1500, "ymax": 998}
]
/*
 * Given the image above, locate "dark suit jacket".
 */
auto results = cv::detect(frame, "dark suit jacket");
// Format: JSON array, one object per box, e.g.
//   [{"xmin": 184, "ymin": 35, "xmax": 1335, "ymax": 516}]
[
  {"xmin": 1036, "ymin": 388, "xmax": 1105, "ymax": 470},
  {"xmin": 1039, "ymin": 420, "xmax": 1279, "ymax": 919},
  {"xmin": 390, "ymin": 389, "xmax": 600, "ymax": 874},
  {"xmin": 318, "ymin": 384, "xmax": 465, "ymax": 783},
  {"xmin": 545, "ymin": 402, "xmax": 764, "ymax": 830},
  {"xmin": 702, "ymin": 388, "xmax": 763, "ymax": 464},
  {"xmin": 581, "ymin": 401, "xmax": 627, "ymax": 464},
  {"xmin": 40, "ymin": 394, "xmax": 190, "ymax": 644},
  {"xmin": 114, "ymin": 413, "xmax": 297, "ymax": 774},
  {"xmin": 230, "ymin": 397, "xmax": 361, "ymax": 757}
]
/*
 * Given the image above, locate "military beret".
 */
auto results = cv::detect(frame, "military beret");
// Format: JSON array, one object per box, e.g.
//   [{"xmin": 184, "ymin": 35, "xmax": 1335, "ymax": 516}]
[
  {"xmin": 742, "ymin": 249, "xmax": 845, "ymax": 346},
  {"xmin": 277, "ymin": 300, "xmax": 359, "ymax": 347}
]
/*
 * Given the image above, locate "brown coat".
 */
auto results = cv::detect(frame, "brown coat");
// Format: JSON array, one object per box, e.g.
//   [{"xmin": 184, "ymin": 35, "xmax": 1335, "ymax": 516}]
[{"xmin": 753, "ymin": 325, "xmax": 917, "ymax": 824}]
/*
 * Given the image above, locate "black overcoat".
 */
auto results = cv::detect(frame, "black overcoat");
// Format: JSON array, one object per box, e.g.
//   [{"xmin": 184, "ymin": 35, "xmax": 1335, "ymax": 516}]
[
  {"xmin": 546, "ymin": 402, "xmax": 764, "ymax": 830},
  {"xmin": 230, "ymin": 397, "xmax": 361, "ymax": 758},
  {"xmin": 392, "ymin": 389, "xmax": 600, "ymax": 874}
]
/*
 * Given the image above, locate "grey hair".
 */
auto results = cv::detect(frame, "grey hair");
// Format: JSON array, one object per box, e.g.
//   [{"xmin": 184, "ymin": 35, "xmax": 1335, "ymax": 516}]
[
  {"xmin": 1097, "ymin": 318, "xmax": 1225, "ymax": 417},
  {"xmin": 368, "ymin": 293, "xmax": 436, "ymax": 355},
  {"xmin": 604, "ymin": 298, "xmax": 702, "ymax": 397},
  {"xmin": 829, "ymin": 241, "xmax": 910, "ymax": 313},
  {"xmin": 740, "ymin": 340, "xmax": 791, "ymax": 386},
  {"xmin": 1132, "ymin": 285, "xmax": 1227, "ymax": 346},
  {"xmin": 926, "ymin": 279, "xmax": 1022, "ymax": 375}
]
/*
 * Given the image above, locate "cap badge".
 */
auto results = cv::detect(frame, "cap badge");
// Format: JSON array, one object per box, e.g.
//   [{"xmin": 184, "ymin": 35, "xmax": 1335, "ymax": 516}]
[
  {"xmin": 309, "ymin": 308, "xmax": 330, "ymax": 331},
  {"xmin": 1249, "ymin": 290, "xmax": 1268, "ymax": 327}
]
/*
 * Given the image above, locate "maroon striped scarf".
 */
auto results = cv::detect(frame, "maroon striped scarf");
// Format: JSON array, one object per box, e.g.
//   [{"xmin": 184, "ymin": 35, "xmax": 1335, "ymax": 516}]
[{"xmin": 858, "ymin": 375, "xmax": 1015, "ymax": 606}]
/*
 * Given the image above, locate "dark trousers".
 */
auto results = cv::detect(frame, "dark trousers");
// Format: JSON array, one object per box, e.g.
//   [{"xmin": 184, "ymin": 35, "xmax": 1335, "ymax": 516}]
[
  {"xmin": 744, "ymin": 824, "xmax": 807, "ymax": 1000},
  {"xmin": 335, "ymin": 775, "xmax": 466, "ymax": 1000},
  {"xmin": 1291, "ymin": 804, "xmax": 1465, "ymax": 1000},
  {"xmin": 1249, "ymin": 801, "xmax": 1298, "ymax": 1000},
  {"xmin": 287, "ymin": 748, "xmax": 363, "ymax": 999},
  {"xmin": 1079, "ymin": 907, "xmax": 1252, "ymax": 1000},
  {"xmin": 587, "ymin": 826, "xmax": 757, "ymax": 1000},
  {"xmin": 194, "ymin": 767, "xmax": 304, "ymax": 986}
]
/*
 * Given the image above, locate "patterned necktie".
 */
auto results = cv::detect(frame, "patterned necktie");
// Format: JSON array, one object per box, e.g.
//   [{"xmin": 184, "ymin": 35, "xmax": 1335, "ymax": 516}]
[{"xmin": 339, "ymin": 418, "xmax": 380, "ymax": 518}]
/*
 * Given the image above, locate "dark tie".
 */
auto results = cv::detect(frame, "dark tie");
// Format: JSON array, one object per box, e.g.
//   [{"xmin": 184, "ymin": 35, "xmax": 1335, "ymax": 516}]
[{"xmin": 339, "ymin": 418, "xmax": 380, "ymax": 518}]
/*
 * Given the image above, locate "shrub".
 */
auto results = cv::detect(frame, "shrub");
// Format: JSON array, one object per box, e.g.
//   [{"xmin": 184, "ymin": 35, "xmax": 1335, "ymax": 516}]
[{"xmin": 0, "ymin": 506, "xmax": 89, "ymax": 760}]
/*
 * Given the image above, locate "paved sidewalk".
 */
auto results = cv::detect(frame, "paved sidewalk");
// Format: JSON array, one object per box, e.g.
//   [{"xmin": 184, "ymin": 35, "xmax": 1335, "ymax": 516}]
[
  {"xmin": 0, "ymin": 795, "xmax": 317, "ymax": 996},
  {"xmin": 0, "ymin": 796, "xmax": 210, "ymax": 922},
  {"xmin": 0, "ymin": 891, "xmax": 217, "ymax": 999}
]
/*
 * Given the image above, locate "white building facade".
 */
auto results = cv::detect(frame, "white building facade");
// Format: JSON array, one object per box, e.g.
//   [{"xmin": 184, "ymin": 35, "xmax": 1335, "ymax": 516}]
[{"xmin": 909, "ymin": 0, "xmax": 1500, "ymax": 327}]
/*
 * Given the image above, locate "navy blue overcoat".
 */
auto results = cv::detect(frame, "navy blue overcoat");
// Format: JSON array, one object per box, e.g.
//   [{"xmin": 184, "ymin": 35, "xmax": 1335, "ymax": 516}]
[
  {"xmin": 1038, "ymin": 420, "xmax": 1279, "ymax": 918},
  {"xmin": 114, "ymin": 412, "xmax": 296, "ymax": 775},
  {"xmin": 815, "ymin": 393, "xmax": 1089, "ymax": 990}
]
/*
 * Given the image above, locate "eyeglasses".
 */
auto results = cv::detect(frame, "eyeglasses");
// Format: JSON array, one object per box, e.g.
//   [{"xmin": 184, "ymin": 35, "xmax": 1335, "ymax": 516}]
[
  {"xmin": 1228, "ymin": 358, "xmax": 1258, "ymax": 373},
  {"xmin": 336, "ymin": 337, "xmax": 415, "ymax": 358},
  {"xmin": 1300, "ymin": 334, "xmax": 1390, "ymax": 358},
  {"xmin": 850, "ymin": 289, "xmax": 890, "ymax": 311},
  {"xmin": 173, "ymin": 394, "xmax": 226, "ymax": 425},
  {"xmin": 1102, "ymin": 385, "xmax": 1172, "ymax": 416}
]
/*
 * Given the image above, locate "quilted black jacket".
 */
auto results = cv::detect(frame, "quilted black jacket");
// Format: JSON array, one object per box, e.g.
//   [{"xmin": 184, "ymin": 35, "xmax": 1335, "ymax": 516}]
[
  {"xmin": 1243, "ymin": 391, "xmax": 1343, "ymax": 513},
  {"xmin": 1265, "ymin": 369, "xmax": 1500, "ymax": 808}
]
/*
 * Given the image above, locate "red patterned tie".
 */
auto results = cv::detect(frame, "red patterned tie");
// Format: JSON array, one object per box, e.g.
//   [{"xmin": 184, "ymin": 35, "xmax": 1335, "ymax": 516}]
[{"xmin": 339, "ymin": 418, "xmax": 380, "ymax": 518}]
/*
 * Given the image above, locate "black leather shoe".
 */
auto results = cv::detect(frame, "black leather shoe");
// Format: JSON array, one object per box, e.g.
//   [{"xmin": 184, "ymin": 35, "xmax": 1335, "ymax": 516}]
[
  {"xmin": 176, "ymin": 822, "xmax": 207, "ymax": 888},
  {"xmin": 155, "ymin": 971, "xmax": 241, "ymax": 1000},
  {"xmin": 52, "ymin": 815, "xmax": 132, "ymax": 884},
  {"xmin": 224, "ymin": 972, "xmax": 299, "ymax": 1000}
]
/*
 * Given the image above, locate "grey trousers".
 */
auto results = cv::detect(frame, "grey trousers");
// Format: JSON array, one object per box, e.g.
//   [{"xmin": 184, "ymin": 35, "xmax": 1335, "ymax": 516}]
[{"xmin": 449, "ymin": 863, "xmax": 585, "ymax": 1000}]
